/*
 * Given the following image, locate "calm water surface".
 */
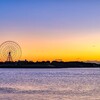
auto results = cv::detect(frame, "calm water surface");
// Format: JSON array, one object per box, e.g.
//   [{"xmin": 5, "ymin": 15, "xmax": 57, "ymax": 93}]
[{"xmin": 0, "ymin": 68, "xmax": 100, "ymax": 100}]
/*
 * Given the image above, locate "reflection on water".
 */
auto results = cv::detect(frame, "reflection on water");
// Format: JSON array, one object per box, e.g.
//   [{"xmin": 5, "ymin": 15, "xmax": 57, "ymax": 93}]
[{"xmin": 0, "ymin": 68, "xmax": 100, "ymax": 100}]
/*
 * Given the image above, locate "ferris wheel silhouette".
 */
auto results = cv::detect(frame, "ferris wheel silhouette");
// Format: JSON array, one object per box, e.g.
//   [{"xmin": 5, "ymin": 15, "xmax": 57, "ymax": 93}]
[{"xmin": 0, "ymin": 41, "xmax": 22, "ymax": 62}]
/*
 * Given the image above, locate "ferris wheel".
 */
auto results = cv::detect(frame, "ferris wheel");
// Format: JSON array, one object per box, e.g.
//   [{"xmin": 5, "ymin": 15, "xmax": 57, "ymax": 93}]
[{"xmin": 0, "ymin": 41, "xmax": 22, "ymax": 62}]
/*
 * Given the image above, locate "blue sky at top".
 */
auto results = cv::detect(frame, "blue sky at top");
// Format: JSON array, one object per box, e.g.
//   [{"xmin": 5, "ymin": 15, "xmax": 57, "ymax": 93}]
[{"xmin": 0, "ymin": 0, "xmax": 100, "ymax": 32}]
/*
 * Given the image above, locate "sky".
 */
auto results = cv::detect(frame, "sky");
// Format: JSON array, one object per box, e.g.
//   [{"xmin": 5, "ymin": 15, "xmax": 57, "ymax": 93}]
[{"xmin": 0, "ymin": 0, "xmax": 100, "ymax": 61}]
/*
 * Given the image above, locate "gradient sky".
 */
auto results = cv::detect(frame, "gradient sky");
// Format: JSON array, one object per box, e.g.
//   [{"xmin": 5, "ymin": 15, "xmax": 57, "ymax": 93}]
[{"xmin": 0, "ymin": 0, "xmax": 100, "ymax": 61}]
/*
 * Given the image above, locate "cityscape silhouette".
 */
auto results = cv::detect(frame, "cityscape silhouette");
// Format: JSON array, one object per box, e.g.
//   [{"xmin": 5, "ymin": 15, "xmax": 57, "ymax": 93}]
[{"xmin": 0, "ymin": 41, "xmax": 100, "ymax": 68}]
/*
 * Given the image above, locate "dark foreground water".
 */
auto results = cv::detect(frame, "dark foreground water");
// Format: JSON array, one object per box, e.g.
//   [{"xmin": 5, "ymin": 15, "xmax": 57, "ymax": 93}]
[{"xmin": 0, "ymin": 68, "xmax": 100, "ymax": 100}]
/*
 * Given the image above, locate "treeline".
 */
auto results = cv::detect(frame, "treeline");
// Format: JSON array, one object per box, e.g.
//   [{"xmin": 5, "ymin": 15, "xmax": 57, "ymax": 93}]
[{"xmin": 0, "ymin": 60, "xmax": 99, "ymax": 68}]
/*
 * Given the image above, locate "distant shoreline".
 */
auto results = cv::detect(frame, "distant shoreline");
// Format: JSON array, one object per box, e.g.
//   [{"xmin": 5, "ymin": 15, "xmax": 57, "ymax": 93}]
[{"xmin": 0, "ymin": 61, "xmax": 100, "ymax": 68}]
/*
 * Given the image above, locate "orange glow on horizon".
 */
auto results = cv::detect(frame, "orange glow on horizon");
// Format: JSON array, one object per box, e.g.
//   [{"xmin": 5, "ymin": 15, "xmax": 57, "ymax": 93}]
[{"xmin": 1, "ymin": 30, "xmax": 100, "ymax": 62}]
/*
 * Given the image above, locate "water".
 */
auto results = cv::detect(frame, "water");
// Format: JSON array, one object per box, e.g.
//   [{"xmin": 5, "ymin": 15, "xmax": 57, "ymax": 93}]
[{"xmin": 0, "ymin": 68, "xmax": 100, "ymax": 100}]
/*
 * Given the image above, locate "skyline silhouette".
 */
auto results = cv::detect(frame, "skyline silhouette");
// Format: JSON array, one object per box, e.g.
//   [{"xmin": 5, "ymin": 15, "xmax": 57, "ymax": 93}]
[{"xmin": 0, "ymin": 60, "xmax": 100, "ymax": 68}]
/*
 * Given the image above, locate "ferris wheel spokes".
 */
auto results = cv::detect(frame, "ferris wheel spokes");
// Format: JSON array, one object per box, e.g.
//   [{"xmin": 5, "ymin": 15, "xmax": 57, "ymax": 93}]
[{"xmin": 0, "ymin": 41, "xmax": 22, "ymax": 62}]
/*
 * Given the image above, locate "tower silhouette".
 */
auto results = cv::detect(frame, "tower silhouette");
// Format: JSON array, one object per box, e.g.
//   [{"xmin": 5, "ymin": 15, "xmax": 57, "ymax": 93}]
[{"xmin": 7, "ymin": 52, "xmax": 13, "ymax": 62}]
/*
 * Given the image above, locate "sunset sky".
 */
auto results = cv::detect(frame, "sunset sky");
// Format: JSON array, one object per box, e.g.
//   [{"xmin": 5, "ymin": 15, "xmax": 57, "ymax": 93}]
[{"xmin": 0, "ymin": 0, "xmax": 100, "ymax": 61}]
